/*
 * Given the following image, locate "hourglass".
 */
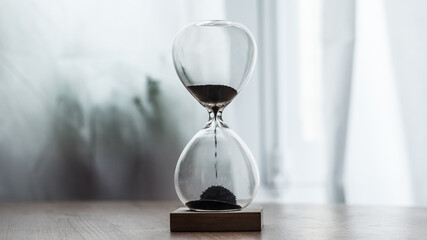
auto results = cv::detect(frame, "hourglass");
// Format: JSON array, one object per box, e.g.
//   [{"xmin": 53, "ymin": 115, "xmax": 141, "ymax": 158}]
[{"xmin": 173, "ymin": 20, "xmax": 259, "ymax": 211}]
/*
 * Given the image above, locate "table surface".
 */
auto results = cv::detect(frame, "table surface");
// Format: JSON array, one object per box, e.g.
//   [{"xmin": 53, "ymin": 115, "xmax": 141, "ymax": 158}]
[{"xmin": 1, "ymin": 201, "xmax": 426, "ymax": 239}]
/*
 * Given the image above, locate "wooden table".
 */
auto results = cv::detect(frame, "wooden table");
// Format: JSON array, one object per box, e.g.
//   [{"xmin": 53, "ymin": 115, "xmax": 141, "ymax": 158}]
[{"xmin": 1, "ymin": 201, "xmax": 426, "ymax": 239}]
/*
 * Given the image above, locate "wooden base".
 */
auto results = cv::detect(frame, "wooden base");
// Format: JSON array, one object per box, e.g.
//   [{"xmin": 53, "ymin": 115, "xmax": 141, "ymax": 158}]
[{"xmin": 170, "ymin": 207, "xmax": 263, "ymax": 232}]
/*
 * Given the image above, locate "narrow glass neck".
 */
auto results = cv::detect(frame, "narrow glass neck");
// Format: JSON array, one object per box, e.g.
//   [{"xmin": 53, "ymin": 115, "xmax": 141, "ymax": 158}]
[{"xmin": 205, "ymin": 109, "xmax": 228, "ymax": 128}]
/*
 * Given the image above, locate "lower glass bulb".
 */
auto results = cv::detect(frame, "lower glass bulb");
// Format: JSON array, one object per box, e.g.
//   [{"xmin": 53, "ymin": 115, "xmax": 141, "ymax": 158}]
[{"xmin": 174, "ymin": 117, "xmax": 260, "ymax": 211}]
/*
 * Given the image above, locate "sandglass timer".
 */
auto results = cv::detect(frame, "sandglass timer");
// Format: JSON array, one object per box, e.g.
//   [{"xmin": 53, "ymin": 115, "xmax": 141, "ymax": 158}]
[{"xmin": 172, "ymin": 20, "xmax": 259, "ymax": 211}]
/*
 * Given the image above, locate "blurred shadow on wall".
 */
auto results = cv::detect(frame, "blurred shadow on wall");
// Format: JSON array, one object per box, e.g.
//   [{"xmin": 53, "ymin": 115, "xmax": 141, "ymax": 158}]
[
  {"xmin": 0, "ymin": 0, "xmax": 209, "ymax": 202},
  {"xmin": 0, "ymin": 70, "xmax": 184, "ymax": 201}
]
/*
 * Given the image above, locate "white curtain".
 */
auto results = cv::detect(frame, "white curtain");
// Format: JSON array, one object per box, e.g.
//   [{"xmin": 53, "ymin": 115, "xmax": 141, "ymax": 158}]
[
  {"xmin": 347, "ymin": 0, "xmax": 427, "ymax": 206},
  {"xmin": 272, "ymin": 0, "xmax": 427, "ymax": 206},
  {"xmin": 270, "ymin": 0, "xmax": 354, "ymax": 203}
]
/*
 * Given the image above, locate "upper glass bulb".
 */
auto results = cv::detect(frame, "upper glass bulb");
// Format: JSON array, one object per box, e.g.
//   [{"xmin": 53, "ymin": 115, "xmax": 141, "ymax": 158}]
[{"xmin": 173, "ymin": 20, "xmax": 257, "ymax": 112}]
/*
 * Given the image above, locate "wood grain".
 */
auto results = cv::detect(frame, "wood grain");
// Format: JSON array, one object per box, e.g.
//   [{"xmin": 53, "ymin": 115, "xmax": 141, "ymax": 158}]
[
  {"xmin": 1, "ymin": 201, "xmax": 427, "ymax": 239},
  {"xmin": 170, "ymin": 207, "xmax": 262, "ymax": 232}
]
